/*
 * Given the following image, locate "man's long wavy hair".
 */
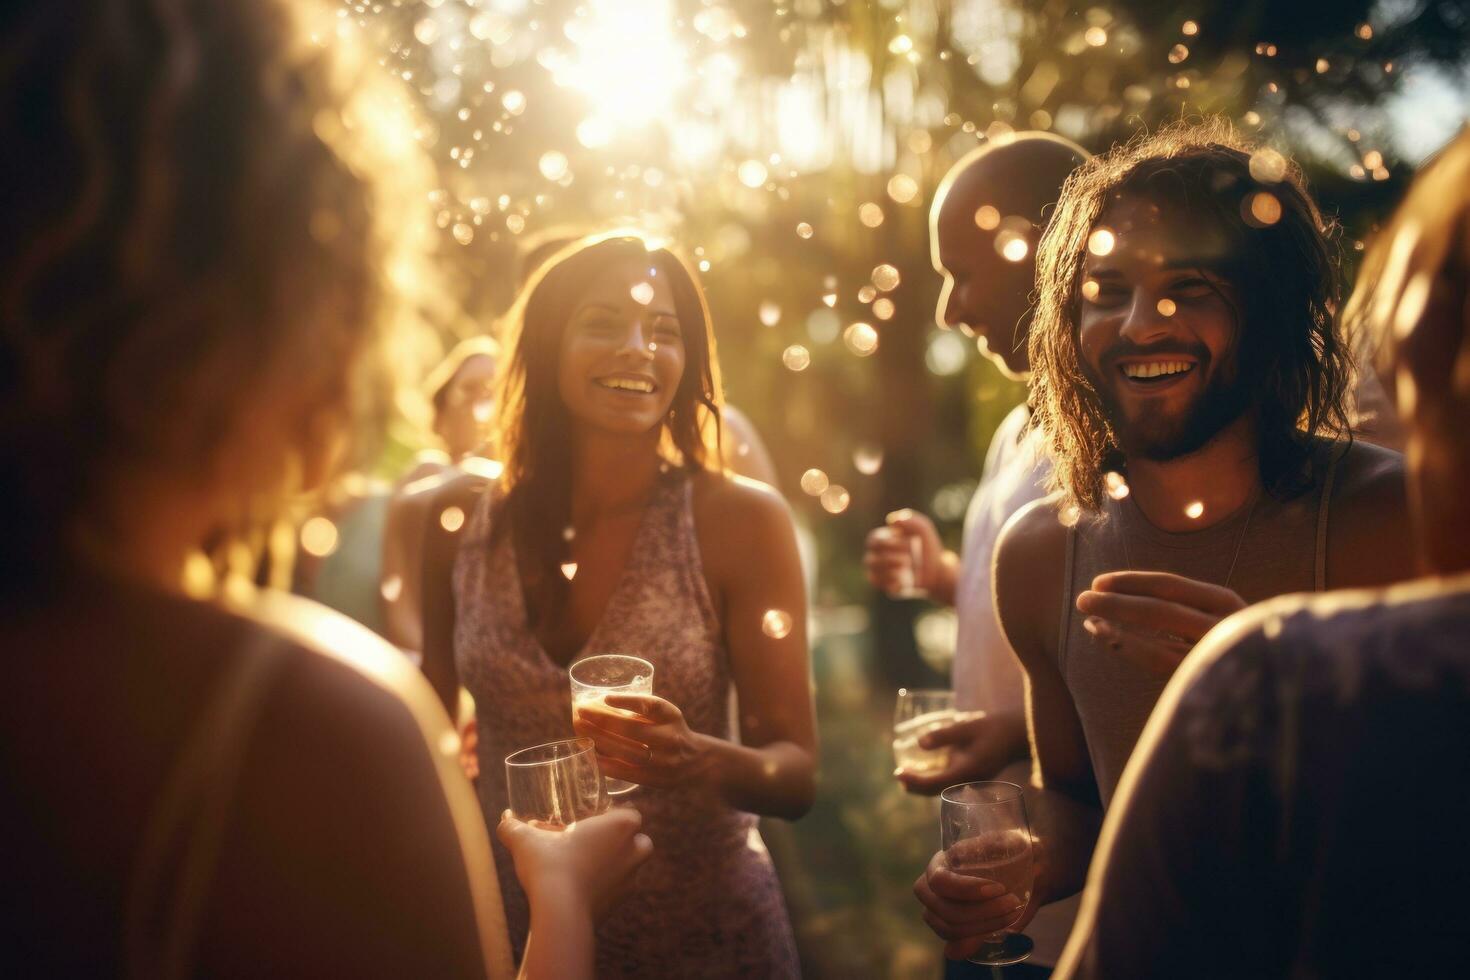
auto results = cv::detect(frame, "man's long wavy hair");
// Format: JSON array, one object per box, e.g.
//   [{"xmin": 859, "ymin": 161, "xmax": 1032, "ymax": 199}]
[
  {"xmin": 1029, "ymin": 120, "xmax": 1353, "ymax": 516},
  {"xmin": 0, "ymin": 0, "xmax": 438, "ymax": 593},
  {"xmin": 492, "ymin": 232, "xmax": 724, "ymax": 630}
]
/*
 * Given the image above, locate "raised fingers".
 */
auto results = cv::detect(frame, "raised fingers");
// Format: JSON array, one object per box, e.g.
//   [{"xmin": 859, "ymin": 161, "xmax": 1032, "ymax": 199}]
[
  {"xmin": 1090, "ymin": 571, "xmax": 1246, "ymax": 615},
  {"xmin": 1075, "ymin": 589, "xmax": 1220, "ymax": 641},
  {"xmin": 601, "ymin": 693, "xmax": 680, "ymax": 723},
  {"xmin": 573, "ymin": 714, "xmax": 652, "ymax": 765}
]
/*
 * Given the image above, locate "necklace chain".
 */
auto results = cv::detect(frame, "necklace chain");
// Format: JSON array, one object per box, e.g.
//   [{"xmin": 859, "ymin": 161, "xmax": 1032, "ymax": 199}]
[{"xmin": 1116, "ymin": 492, "xmax": 1259, "ymax": 592}]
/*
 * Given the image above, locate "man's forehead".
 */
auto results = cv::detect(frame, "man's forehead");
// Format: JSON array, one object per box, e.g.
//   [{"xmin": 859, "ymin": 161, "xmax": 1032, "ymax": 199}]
[{"xmin": 1088, "ymin": 193, "xmax": 1232, "ymax": 269}]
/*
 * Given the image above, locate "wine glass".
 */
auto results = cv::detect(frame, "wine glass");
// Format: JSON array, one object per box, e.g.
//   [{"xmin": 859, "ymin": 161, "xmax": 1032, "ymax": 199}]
[
  {"xmin": 569, "ymin": 654, "xmax": 655, "ymax": 795},
  {"xmin": 939, "ymin": 781, "xmax": 1036, "ymax": 967},
  {"xmin": 504, "ymin": 737, "xmax": 609, "ymax": 826},
  {"xmin": 893, "ymin": 688, "xmax": 957, "ymax": 775}
]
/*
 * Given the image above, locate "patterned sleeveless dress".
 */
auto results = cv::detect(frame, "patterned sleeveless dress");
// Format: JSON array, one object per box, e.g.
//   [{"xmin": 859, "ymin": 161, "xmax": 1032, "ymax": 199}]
[{"xmin": 454, "ymin": 470, "xmax": 801, "ymax": 978}]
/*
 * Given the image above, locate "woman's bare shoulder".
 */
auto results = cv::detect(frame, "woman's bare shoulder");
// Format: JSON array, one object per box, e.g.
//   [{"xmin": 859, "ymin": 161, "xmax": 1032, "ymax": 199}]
[
  {"xmin": 688, "ymin": 469, "xmax": 797, "ymax": 581},
  {"xmin": 690, "ymin": 467, "xmax": 793, "ymax": 528}
]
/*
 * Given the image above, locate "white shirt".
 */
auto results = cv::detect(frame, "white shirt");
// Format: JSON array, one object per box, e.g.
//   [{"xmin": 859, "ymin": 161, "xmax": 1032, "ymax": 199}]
[
  {"xmin": 953, "ymin": 403, "xmax": 1050, "ymax": 715},
  {"xmin": 950, "ymin": 402, "xmax": 1078, "ymax": 967}
]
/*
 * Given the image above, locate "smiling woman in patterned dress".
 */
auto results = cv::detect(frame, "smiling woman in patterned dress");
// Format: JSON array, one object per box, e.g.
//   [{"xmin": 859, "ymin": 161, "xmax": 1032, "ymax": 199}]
[{"xmin": 423, "ymin": 231, "xmax": 815, "ymax": 978}]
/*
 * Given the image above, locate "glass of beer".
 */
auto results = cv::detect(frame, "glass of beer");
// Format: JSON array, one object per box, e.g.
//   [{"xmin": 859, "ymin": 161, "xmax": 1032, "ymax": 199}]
[
  {"xmin": 940, "ymin": 781, "xmax": 1036, "ymax": 966},
  {"xmin": 893, "ymin": 688, "xmax": 957, "ymax": 775},
  {"xmin": 504, "ymin": 737, "xmax": 609, "ymax": 827},
  {"xmin": 569, "ymin": 654, "xmax": 655, "ymax": 795}
]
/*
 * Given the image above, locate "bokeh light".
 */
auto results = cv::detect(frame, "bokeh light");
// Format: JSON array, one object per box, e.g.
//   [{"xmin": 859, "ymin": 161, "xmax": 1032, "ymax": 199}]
[
  {"xmin": 871, "ymin": 264, "xmax": 901, "ymax": 292},
  {"xmin": 1088, "ymin": 227, "xmax": 1117, "ymax": 256},
  {"xmin": 820, "ymin": 485, "xmax": 851, "ymax": 514},
  {"xmin": 853, "ymin": 444, "xmax": 884, "ymax": 475},
  {"xmin": 843, "ymin": 322, "xmax": 879, "ymax": 356},
  {"xmin": 762, "ymin": 608, "xmax": 794, "ymax": 639},
  {"xmin": 300, "ymin": 517, "xmax": 339, "ymax": 558}
]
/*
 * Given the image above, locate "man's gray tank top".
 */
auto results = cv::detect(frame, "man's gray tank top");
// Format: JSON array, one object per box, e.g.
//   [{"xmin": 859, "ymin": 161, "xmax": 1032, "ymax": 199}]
[{"xmin": 1059, "ymin": 441, "xmax": 1342, "ymax": 805}]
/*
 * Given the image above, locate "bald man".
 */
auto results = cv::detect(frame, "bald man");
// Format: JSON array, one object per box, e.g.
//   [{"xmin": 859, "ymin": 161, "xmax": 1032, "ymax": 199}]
[{"xmin": 862, "ymin": 132, "xmax": 1087, "ymax": 975}]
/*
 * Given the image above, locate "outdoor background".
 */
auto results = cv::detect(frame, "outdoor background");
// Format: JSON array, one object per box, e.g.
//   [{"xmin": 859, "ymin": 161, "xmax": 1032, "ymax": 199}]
[{"xmin": 335, "ymin": 1, "xmax": 1470, "ymax": 975}]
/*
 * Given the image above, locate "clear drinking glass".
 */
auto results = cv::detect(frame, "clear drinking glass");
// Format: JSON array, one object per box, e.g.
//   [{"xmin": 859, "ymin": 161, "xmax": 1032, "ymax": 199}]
[
  {"xmin": 893, "ymin": 688, "xmax": 957, "ymax": 775},
  {"xmin": 504, "ymin": 737, "xmax": 609, "ymax": 827},
  {"xmin": 940, "ymin": 781, "xmax": 1037, "ymax": 966},
  {"xmin": 569, "ymin": 654, "xmax": 655, "ymax": 795},
  {"xmin": 889, "ymin": 527, "xmax": 928, "ymax": 599}
]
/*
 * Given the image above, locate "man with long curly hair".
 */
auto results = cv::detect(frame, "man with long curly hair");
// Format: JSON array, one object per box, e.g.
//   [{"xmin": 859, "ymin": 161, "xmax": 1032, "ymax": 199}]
[
  {"xmin": 1052, "ymin": 128, "xmax": 1470, "ymax": 980},
  {"xmin": 914, "ymin": 121, "xmax": 1416, "ymax": 959}
]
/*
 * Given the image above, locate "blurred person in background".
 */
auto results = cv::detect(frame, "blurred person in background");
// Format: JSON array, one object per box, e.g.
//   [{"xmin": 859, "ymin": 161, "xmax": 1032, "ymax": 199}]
[
  {"xmin": 1054, "ymin": 127, "xmax": 1470, "ymax": 980},
  {"xmin": 381, "ymin": 335, "xmax": 503, "ymax": 661},
  {"xmin": 0, "ymin": 2, "xmax": 647, "ymax": 976},
  {"xmin": 915, "ymin": 121, "xmax": 1415, "ymax": 962},
  {"xmin": 423, "ymin": 231, "xmax": 816, "ymax": 977},
  {"xmin": 865, "ymin": 132, "xmax": 1088, "ymax": 976}
]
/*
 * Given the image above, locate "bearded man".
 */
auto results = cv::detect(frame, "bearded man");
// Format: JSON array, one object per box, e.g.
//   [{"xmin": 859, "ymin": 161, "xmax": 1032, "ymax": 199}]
[{"xmin": 914, "ymin": 122, "xmax": 1415, "ymax": 961}]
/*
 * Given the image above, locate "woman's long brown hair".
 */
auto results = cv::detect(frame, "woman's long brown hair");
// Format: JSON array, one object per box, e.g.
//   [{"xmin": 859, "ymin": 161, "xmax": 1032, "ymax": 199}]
[{"xmin": 492, "ymin": 232, "xmax": 724, "ymax": 630}]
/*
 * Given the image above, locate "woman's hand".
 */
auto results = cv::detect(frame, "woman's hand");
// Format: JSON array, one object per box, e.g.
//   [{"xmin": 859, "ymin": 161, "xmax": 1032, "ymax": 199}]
[
  {"xmin": 572, "ymin": 693, "xmax": 713, "ymax": 790},
  {"xmin": 497, "ymin": 807, "xmax": 653, "ymax": 922}
]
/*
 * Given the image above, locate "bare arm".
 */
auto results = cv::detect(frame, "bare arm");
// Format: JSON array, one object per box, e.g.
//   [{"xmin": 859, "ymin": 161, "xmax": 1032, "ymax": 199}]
[
  {"xmin": 502, "ymin": 809, "xmax": 653, "ymax": 980},
  {"xmin": 699, "ymin": 476, "xmax": 818, "ymax": 818},
  {"xmin": 421, "ymin": 474, "xmax": 491, "ymax": 718},
  {"xmin": 993, "ymin": 499, "xmax": 1102, "ymax": 904}
]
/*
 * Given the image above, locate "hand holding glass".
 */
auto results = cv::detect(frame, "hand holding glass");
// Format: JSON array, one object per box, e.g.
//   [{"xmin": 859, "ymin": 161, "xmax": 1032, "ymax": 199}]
[
  {"xmin": 570, "ymin": 654, "xmax": 655, "ymax": 795},
  {"xmin": 940, "ymin": 781, "xmax": 1036, "ymax": 967},
  {"xmin": 504, "ymin": 737, "xmax": 609, "ymax": 827},
  {"xmin": 886, "ymin": 527, "xmax": 928, "ymax": 599},
  {"xmin": 893, "ymin": 688, "xmax": 957, "ymax": 776}
]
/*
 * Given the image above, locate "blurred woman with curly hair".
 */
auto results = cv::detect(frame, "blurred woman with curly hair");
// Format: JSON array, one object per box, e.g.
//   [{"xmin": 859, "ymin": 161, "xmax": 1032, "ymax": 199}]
[{"xmin": 0, "ymin": 2, "xmax": 646, "ymax": 977}]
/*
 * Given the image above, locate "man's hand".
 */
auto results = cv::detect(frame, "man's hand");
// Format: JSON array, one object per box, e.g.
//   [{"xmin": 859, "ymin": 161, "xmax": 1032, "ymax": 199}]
[
  {"xmin": 1077, "ymin": 571, "xmax": 1246, "ymax": 678},
  {"xmin": 863, "ymin": 509, "xmax": 958, "ymax": 605},
  {"xmin": 913, "ymin": 844, "xmax": 1041, "ymax": 961},
  {"xmin": 896, "ymin": 711, "xmax": 1028, "ymax": 795}
]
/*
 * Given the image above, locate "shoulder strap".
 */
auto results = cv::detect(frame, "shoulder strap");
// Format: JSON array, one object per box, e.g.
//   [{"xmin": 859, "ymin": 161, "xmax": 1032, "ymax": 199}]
[
  {"xmin": 1313, "ymin": 448, "xmax": 1342, "ymax": 592},
  {"xmin": 1057, "ymin": 523, "xmax": 1078, "ymax": 673},
  {"xmin": 124, "ymin": 635, "xmax": 286, "ymax": 980}
]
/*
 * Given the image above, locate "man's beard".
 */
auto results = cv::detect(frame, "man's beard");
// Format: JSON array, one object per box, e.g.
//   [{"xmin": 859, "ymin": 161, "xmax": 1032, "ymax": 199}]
[{"xmin": 1085, "ymin": 349, "xmax": 1253, "ymax": 462}]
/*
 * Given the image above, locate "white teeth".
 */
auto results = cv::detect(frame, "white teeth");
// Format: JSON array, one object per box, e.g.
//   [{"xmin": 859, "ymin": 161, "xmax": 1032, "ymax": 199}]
[
  {"xmin": 598, "ymin": 377, "xmax": 655, "ymax": 393},
  {"xmin": 1122, "ymin": 360, "xmax": 1192, "ymax": 379}
]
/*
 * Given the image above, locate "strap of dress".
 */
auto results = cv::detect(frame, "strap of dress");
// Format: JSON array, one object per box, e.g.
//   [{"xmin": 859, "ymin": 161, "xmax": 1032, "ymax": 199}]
[
  {"xmin": 124, "ymin": 635, "xmax": 286, "ymax": 980},
  {"xmin": 1057, "ymin": 523, "xmax": 1078, "ymax": 674},
  {"xmin": 673, "ymin": 475, "xmax": 721, "ymax": 635}
]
